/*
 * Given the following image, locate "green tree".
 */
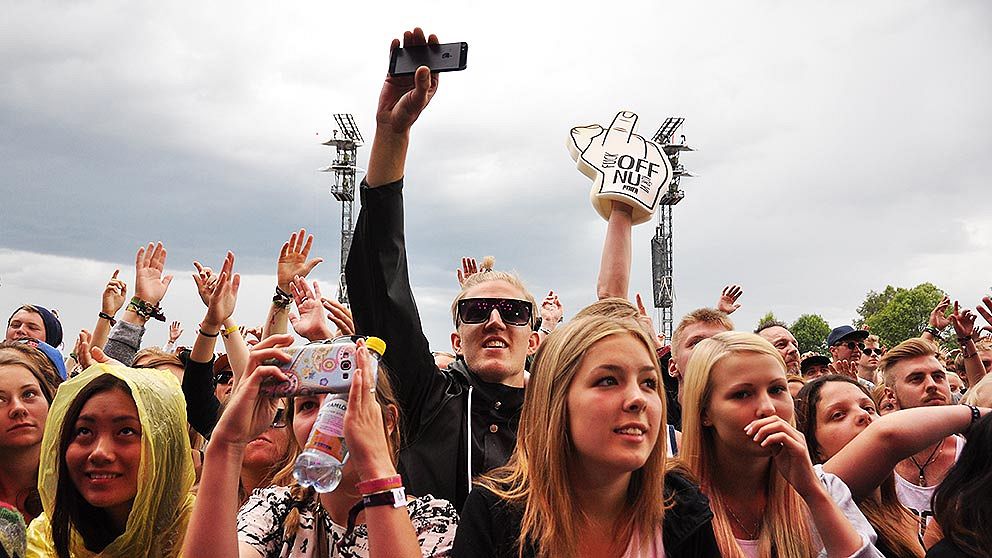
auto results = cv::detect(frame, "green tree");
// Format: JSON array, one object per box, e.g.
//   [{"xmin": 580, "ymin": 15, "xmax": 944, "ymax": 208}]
[
  {"xmin": 862, "ymin": 282, "xmax": 946, "ymax": 347},
  {"xmin": 791, "ymin": 314, "xmax": 831, "ymax": 354},
  {"xmin": 756, "ymin": 311, "xmax": 778, "ymax": 331},
  {"xmin": 854, "ymin": 285, "xmax": 899, "ymax": 328}
]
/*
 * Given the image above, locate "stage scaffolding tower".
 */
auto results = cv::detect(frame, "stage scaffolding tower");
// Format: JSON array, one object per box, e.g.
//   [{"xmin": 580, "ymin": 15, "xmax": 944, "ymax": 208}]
[
  {"xmin": 319, "ymin": 114, "xmax": 364, "ymax": 304},
  {"xmin": 650, "ymin": 118, "xmax": 695, "ymax": 343}
]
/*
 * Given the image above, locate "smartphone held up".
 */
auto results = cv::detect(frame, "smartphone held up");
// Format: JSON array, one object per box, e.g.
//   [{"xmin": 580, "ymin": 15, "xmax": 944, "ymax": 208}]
[
  {"xmin": 260, "ymin": 336, "xmax": 386, "ymax": 397},
  {"xmin": 388, "ymin": 41, "xmax": 468, "ymax": 76}
]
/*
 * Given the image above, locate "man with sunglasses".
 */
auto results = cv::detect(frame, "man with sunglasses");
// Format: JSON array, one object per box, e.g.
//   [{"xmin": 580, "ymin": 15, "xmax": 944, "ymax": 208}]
[
  {"xmin": 344, "ymin": 28, "xmax": 540, "ymax": 510},
  {"xmin": 855, "ymin": 334, "xmax": 884, "ymax": 387},
  {"xmin": 826, "ymin": 325, "xmax": 869, "ymax": 368}
]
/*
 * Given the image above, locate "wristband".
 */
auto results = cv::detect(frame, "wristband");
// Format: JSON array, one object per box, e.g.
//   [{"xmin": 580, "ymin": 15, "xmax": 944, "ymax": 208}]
[
  {"xmin": 345, "ymin": 486, "xmax": 407, "ymax": 537},
  {"xmin": 197, "ymin": 327, "xmax": 220, "ymax": 338},
  {"xmin": 273, "ymin": 286, "xmax": 292, "ymax": 308},
  {"xmin": 127, "ymin": 296, "xmax": 166, "ymax": 322},
  {"xmin": 356, "ymin": 475, "xmax": 403, "ymax": 496},
  {"xmin": 961, "ymin": 344, "xmax": 977, "ymax": 359},
  {"xmin": 963, "ymin": 405, "xmax": 981, "ymax": 436},
  {"xmin": 98, "ymin": 312, "xmax": 118, "ymax": 326},
  {"xmin": 222, "ymin": 324, "xmax": 239, "ymax": 337}
]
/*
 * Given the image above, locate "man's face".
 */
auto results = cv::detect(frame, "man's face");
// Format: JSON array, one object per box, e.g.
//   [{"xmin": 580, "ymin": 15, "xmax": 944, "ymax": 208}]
[
  {"xmin": 758, "ymin": 326, "xmax": 800, "ymax": 374},
  {"xmin": 451, "ymin": 281, "xmax": 539, "ymax": 386},
  {"xmin": 669, "ymin": 321, "xmax": 732, "ymax": 383},
  {"xmin": 829, "ymin": 337, "xmax": 864, "ymax": 363},
  {"xmin": 803, "ymin": 363, "xmax": 830, "ymax": 381},
  {"xmin": 5, "ymin": 309, "xmax": 46, "ymax": 343},
  {"xmin": 886, "ymin": 354, "xmax": 951, "ymax": 409},
  {"xmin": 858, "ymin": 341, "xmax": 882, "ymax": 371},
  {"xmin": 946, "ymin": 373, "xmax": 963, "ymax": 395}
]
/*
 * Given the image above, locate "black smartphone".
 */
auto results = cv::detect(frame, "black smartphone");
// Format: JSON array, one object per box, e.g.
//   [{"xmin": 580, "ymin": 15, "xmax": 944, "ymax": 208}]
[{"xmin": 388, "ymin": 42, "xmax": 468, "ymax": 76}]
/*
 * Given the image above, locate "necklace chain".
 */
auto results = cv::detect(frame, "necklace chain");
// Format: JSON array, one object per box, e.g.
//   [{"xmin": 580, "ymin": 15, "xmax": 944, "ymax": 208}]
[
  {"xmin": 909, "ymin": 437, "xmax": 945, "ymax": 487},
  {"xmin": 725, "ymin": 504, "xmax": 763, "ymax": 540}
]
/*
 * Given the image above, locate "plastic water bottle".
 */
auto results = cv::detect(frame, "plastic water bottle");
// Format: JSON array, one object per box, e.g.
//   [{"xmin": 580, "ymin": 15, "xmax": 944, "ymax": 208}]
[
  {"xmin": 292, "ymin": 344, "xmax": 383, "ymax": 492},
  {"xmin": 293, "ymin": 395, "xmax": 349, "ymax": 492}
]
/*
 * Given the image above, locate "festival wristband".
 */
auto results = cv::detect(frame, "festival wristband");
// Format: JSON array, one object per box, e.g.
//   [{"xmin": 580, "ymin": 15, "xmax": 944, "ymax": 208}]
[{"xmin": 356, "ymin": 475, "xmax": 403, "ymax": 496}]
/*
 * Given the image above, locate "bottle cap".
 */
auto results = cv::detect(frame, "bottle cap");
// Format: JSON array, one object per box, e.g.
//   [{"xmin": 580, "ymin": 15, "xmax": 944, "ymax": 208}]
[{"xmin": 365, "ymin": 336, "xmax": 387, "ymax": 357}]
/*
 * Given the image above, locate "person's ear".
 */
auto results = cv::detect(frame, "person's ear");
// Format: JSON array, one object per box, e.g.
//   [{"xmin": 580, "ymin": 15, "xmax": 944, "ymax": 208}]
[
  {"xmin": 668, "ymin": 358, "xmax": 680, "ymax": 379},
  {"xmin": 384, "ymin": 404, "xmax": 399, "ymax": 435},
  {"xmin": 527, "ymin": 331, "xmax": 540, "ymax": 355},
  {"xmin": 451, "ymin": 332, "xmax": 463, "ymax": 356},
  {"xmin": 701, "ymin": 406, "xmax": 713, "ymax": 427}
]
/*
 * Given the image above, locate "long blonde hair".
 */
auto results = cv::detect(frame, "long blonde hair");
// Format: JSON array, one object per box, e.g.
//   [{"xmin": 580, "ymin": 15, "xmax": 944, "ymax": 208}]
[
  {"xmin": 678, "ymin": 331, "xmax": 816, "ymax": 558},
  {"xmin": 477, "ymin": 315, "xmax": 668, "ymax": 558}
]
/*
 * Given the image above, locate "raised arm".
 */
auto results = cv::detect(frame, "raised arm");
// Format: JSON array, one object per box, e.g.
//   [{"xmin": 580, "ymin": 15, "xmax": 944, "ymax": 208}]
[
  {"xmin": 950, "ymin": 301, "xmax": 985, "ymax": 387},
  {"xmin": 262, "ymin": 229, "xmax": 323, "ymax": 339},
  {"xmin": 104, "ymin": 242, "xmax": 173, "ymax": 364},
  {"xmin": 823, "ymin": 405, "xmax": 991, "ymax": 499},
  {"xmin": 922, "ymin": 296, "xmax": 951, "ymax": 342},
  {"xmin": 366, "ymin": 28, "xmax": 439, "ymax": 187},
  {"xmin": 596, "ymin": 202, "xmax": 633, "ymax": 300},
  {"xmin": 182, "ymin": 335, "xmax": 293, "ymax": 558},
  {"xmin": 90, "ymin": 269, "xmax": 127, "ymax": 349}
]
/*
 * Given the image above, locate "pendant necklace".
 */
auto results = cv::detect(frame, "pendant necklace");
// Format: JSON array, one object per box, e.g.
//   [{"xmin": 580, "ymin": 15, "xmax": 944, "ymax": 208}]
[
  {"xmin": 909, "ymin": 437, "xmax": 945, "ymax": 486},
  {"xmin": 726, "ymin": 504, "xmax": 763, "ymax": 540}
]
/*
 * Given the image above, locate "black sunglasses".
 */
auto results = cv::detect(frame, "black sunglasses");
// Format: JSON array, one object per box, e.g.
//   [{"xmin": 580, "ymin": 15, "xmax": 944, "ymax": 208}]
[
  {"xmin": 457, "ymin": 298, "xmax": 533, "ymax": 327},
  {"xmin": 835, "ymin": 341, "xmax": 866, "ymax": 352},
  {"xmin": 270, "ymin": 407, "xmax": 287, "ymax": 429},
  {"xmin": 214, "ymin": 371, "xmax": 234, "ymax": 386},
  {"xmin": 862, "ymin": 347, "xmax": 883, "ymax": 357}
]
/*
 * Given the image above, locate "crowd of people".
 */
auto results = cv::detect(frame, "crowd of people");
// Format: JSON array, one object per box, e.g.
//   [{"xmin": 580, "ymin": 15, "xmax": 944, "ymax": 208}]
[{"xmin": 3, "ymin": 27, "xmax": 992, "ymax": 558}]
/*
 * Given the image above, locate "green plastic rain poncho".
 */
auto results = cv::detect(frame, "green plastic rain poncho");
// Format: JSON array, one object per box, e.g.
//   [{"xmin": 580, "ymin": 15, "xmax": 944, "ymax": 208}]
[{"xmin": 25, "ymin": 364, "xmax": 195, "ymax": 557}]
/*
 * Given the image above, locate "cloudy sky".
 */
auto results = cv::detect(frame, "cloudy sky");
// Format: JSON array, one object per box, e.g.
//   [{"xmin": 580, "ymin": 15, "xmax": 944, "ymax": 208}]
[{"xmin": 2, "ymin": 0, "xmax": 990, "ymax": 353}]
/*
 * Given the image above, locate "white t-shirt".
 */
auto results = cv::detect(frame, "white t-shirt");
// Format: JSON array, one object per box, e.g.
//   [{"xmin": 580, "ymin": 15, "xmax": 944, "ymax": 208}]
[
  {"xmin": 237, "ymin": 486, "xmax": 458, "ymax": 557},
  {"xmin": 894, "ymin": 434, "xmax": 965, "ymax": 541}
]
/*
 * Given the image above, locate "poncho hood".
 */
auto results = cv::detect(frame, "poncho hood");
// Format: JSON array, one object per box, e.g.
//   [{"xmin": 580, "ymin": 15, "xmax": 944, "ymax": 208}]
[{"xmin": 26, "ymin": 364, "xmax": 195, "ymax": 557}]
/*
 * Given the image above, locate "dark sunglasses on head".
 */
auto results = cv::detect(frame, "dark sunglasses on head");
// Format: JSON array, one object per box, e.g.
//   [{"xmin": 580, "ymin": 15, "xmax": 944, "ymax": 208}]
[
  {"xmin": 862, "ymin": 347, "xmax": 883, "ymax": 357},
  {"xmin": 214, "ymin": 371, "xmax": 234, "ymax": 385},
  {"xmin": 457, "ymin": 298, "xmax": 533, "ymax": 327},
  {"xmin": 835, "ymin": 341, "xmax": 866, "ymax": 352}
]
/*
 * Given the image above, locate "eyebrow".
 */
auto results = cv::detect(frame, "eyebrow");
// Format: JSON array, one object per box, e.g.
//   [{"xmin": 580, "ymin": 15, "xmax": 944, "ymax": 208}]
[{"xmin": 76, "ymin": 415, "xmax": 140, "ymax": 423}]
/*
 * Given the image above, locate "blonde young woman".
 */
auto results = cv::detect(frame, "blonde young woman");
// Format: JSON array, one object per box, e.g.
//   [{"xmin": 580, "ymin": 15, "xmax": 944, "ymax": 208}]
[
  {"xmin": 679, "ymin": 331, "xmax": 882, "ymax": 558},
  {"xmin": 453, "ymin": 314, "xmax": 719, "ymax": 557}
]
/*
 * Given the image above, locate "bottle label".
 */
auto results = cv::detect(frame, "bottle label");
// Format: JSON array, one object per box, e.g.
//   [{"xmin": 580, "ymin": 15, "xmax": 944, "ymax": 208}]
[{"xmin": 306, "ymin": 397, "xmax": 348, "ymax": 460}]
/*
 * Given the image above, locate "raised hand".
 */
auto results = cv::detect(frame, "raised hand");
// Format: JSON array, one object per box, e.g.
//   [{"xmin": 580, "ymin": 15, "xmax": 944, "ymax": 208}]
[
  {"xmin": 102, "ymin": 269, "xmax": 128, "ymax": 315},
  {"xmin": 134, "ymin": 242, "xmax": 173, "ymax": 305},
  {"xmin": 929, "ymin": 296, "xmax": 952, "ymax": 330},
  {"xmin": 976, "ymin": 295, "xmax": 992, "ymax": 330},
  {"xmin": 168, "ymin": 321, "xmax": 184, "ymax": 343},
  {"xmin": 288, "ymin": 276, "xmax": 335, "ymax": 341},
  {"xmin": 322, "ymin": 297, "xmax": 355, "ymax": 337},
  {"xmin": 635, "ymin": 293, "xmax": 664, "ymax": 350},
  {"xmin": 76, "ymin": 329, "xmax": 123, "ymax": 369},
  {"xmin": 376, "ymin": 28, "xmax": 440, "ymax": 134},
  {"xmin": 344, "ymin": 340, "xmax": 395, "ymax": 481},
  {"xmin": 277, "ymin": 229, "xmax": 323, "ymax": 293},
  {"xmin": 828, "ymin": 358, "xmax": 857, "ymax": 379},
  {"xmin": 456, "ymin": 257, "xmax": 479, "ymax": 287},
  {"xmin": 210, "ymin": 334, "xmax": 293, "ymax": 448},
  {"xmin": 192, "ymin": 261, "xmax": 219, "ymax": 307},
  {"xmin": 717, "ymin": 285, "xmax": 743, "ymax": 315},
  {"xmin": 949, "ymin": 301, "xmax": 977, "ymax": 341},
  {"xmin": 203, "ymin": 252, "xmax": 240, "ymax": 329},
  {"xmin": 540, "ymin": 290, "xmax": 564, "ymax": 329}
]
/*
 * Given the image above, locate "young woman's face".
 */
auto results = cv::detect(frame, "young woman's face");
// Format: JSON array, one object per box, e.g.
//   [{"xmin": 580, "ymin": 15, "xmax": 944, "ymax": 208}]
[
  {"xmin": 813, "ymin": 381, "xmax": 877, "ymax": 461},
  {"xmin": 65, "ymin": 389, "xmax": 142, "ymax": 528},
  {"xmin": 0, "ymin": 364, "xmax": 48, "ymax": 449},
  {"xmin": 292, "ymin": 394, "xmax": 325, "ymax": 450},
  {"xmin": 244, "ymin": 405, "xmax": 292, "ymax": 469},
  {"xmin": 566, "ymin": 334, "xmax": 663, "ymax": 477},
  {"xmin": 703, "ymin": 352, "xmax": 793, "ymax": 457}
]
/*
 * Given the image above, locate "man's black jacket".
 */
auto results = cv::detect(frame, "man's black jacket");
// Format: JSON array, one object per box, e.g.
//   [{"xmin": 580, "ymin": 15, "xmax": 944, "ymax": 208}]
[{"xmin": 346, "ymin": 179, "xmax": 525, "ymax": 510}]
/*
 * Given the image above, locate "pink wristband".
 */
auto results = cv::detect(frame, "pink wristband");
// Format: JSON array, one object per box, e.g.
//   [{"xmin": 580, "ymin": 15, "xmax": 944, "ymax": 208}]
[{"xmin": 356, "ymin": 475, "xmax": 402, "ymax": 496}]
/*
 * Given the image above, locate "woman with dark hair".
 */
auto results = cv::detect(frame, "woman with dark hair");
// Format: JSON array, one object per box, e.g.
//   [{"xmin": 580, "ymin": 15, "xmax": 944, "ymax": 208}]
[
  {"xmin": 0, "ymin": 342, "xmax": 60, "ymax": 522},
  {"xmin": 25, "ymin": 365, "xmax": 195, "ymax": 557},
  {"xmin": 926, "ymin": 414, "xmax": 992, "ymax": 557},
  {"xmin": 794, "ymin": 374, "xmax": 990, "ymax": 556}
]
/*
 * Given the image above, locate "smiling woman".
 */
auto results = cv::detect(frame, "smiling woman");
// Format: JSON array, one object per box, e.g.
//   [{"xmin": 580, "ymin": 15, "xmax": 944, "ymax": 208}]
[{"xmin": 25, "ymin": 365, "xmax": 195, "ymax": 558}]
